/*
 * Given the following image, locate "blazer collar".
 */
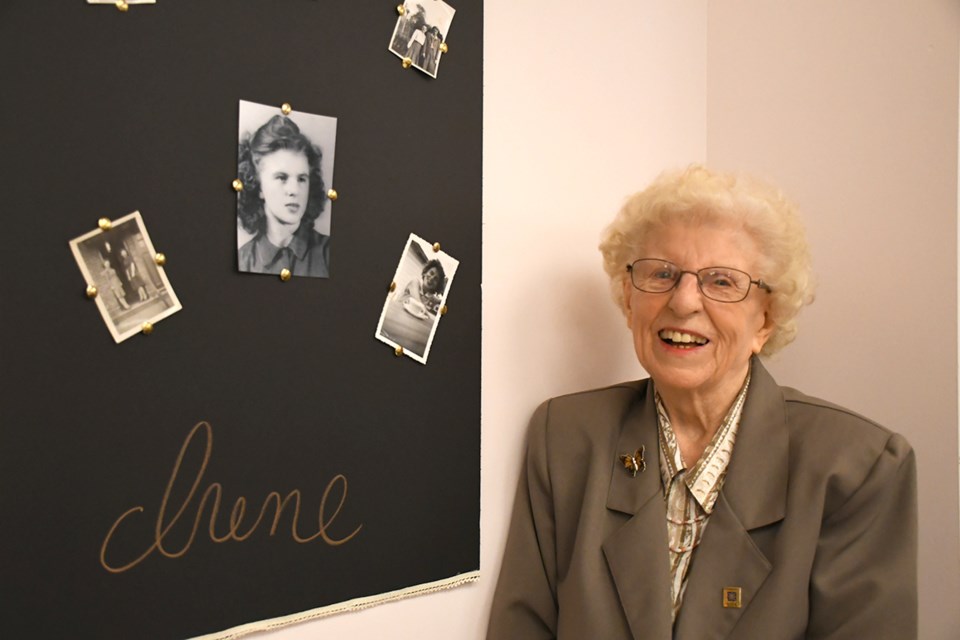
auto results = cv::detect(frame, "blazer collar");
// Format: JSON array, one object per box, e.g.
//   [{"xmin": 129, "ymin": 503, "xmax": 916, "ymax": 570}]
[
  {"xmin": 605, "ymin": 378, "xmax": 660, "ymax": 516},
  {"xmin": 602, "ymin": 357, "xmax": 789, "ymax": 640},
  {"xmin": 720, "ymin": 356, "xmax": 789, "ymax": 530}
]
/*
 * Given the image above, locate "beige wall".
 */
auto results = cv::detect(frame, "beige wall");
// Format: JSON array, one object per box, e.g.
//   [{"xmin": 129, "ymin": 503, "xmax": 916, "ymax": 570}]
[
  {"xmin": 249, "ymin": 1, "xmax": 958, "ymax": 638},
  {"xmin": 706, "ymin": 2, "xmax": 960, "ymax": 637}
]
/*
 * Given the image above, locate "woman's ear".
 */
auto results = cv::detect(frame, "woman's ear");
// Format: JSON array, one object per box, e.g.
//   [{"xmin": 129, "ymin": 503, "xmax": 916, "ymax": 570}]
[{"xmin": 752, "ymin": 310, "xmax": 776, "ymax": 354}]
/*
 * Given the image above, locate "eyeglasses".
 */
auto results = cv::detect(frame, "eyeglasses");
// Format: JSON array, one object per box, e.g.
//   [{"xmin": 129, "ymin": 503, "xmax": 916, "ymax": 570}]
[{"xmin": 626, "ymin": 258, "xmax": 772, "ymax": 303}]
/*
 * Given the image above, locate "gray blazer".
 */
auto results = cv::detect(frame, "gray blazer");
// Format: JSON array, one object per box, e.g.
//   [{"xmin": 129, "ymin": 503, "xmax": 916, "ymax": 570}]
[{"xmin": 487, "ymin": 359, "xmax": 917, "ymax": 639}]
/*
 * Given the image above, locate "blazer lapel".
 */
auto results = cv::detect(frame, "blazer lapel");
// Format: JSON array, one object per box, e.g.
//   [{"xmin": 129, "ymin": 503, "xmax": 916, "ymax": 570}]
[
  {"xmin": 674, "ymin": 357, "xmax": 789, "ymax": 640},
  {"xmin": 602, "ymin": 380, "xmax": 674, "ymax": 640},
  {"xmin": 672, "ymin": 493, "xmax": 773, "ymax": 639}
]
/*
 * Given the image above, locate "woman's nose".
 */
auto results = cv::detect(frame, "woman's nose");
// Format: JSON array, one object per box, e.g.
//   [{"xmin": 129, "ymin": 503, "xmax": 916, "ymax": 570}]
[{"xmin": 667, "ymin": 272, "xmax": 704, "ymax": 314}]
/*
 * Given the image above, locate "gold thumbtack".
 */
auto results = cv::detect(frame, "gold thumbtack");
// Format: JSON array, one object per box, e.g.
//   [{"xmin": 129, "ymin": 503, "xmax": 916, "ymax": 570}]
[
  {"xmin": 402, "ymin": 58, "xmax": 413, "ymax": 69},
  {"xmin": 440, "ymin": 42, "xmax": 449, "ymax": 54},
  {"xmin": 327, "ymin": 188, "xmax": 338, "ymax": 201},
  {"xmin": 98, "ymin": 217, "xmax": 113, "ymax": 231},
  {"xmin": 440, "ymin": 305, "xmax": 448, "ymax": 315},
  {"xmin": 722, "ymin": 587, "xmax": 742, "ymax": 609},
  {"xmin": 432, "ymin": 242, "xmax": 441, "ymax": 252},
  {"xmin": 154, "ymin": 253, "xmax": 166, "ymax": 266},
  {"xmin": 394, "ymin": 346, "xmax": 404, "ymax": 357},
  {"xmin": 280, "ymin": 268, "xmax": 292, "ymax": 282},
  {"xmin": 281, "ymin": 103, "xmax": 292, "ymax": 115},
  {"xmin": 396, "ymin": 4, "xmax": 406, "ymax": 15},
  {"xmin": 141, "ymin": 322, "xmax": 154, "ymax": 335},
  {"xmin": 86, "ymin": 285, "xmax": 98, "ymax": 299},
  {"xmin": 389, "ymin": 282, "xmax": 397, "ymax": 292},
  {"xmin": 232, "ymin": 179, "xmax": 244, "ymax": 192},
  {"xmin": 618, "ymin": 445, "xmax": 646, "ymax": 477},
  {"xmin": 116, "ymin": 1, "xmax": 129, "ymax": 12}
]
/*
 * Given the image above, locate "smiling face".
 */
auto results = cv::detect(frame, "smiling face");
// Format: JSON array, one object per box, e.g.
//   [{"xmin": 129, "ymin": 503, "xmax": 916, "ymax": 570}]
[
  {"xmin": 423, "ymin": 266, "xmax": 442, "ymax": 292},
  {"xmin": 257, "ymin": 149, "xmax": 310, "ymax": 231},
  {"xmin": 622, "ymin": 221, "xmax": 773, "ymax": 405}
]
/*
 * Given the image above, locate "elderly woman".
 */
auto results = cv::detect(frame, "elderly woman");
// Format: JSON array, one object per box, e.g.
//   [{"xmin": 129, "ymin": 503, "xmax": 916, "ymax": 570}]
[
  {"xmin": 237, "ymin": 115, "xmax": 330, "ymax": 278},
  {"xmin": 487, "ymin": 166, "xmax": 917, "ymax": 639}
]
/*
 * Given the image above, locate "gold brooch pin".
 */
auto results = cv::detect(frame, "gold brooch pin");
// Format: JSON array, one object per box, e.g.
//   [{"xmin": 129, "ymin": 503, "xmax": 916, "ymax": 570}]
[
  {"xmin": 722, "ymin": 587, "xmax": 742, "ymax": 608},
  {"xmin": 618, "ymin": 445, "xmax": 646, "ymax": 477}
]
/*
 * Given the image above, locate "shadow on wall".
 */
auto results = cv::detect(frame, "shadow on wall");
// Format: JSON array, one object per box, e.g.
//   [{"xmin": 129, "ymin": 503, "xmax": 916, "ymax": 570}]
[{"xmin": 509, "ymin": 265, "xmax": 643, "ymax": 406}]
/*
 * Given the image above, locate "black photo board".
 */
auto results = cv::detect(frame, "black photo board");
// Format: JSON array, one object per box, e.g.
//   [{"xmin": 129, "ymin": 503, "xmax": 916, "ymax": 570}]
[{"xmin": 0, "ymin": 1, "xmax": 481, "ymax": 638}]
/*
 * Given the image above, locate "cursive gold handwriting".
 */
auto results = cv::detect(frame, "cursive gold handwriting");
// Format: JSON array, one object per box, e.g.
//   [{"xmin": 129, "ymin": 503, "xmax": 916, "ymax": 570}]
[{"xmin": 100, "ymin": 421, "xmax": 362, "ymax": 573}]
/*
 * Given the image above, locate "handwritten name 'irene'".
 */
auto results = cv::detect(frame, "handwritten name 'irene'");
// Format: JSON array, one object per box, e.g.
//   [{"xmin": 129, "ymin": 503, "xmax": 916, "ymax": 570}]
[{"xmin": 100, "ymin": 421, "xmax": 362, "ymax": 573}]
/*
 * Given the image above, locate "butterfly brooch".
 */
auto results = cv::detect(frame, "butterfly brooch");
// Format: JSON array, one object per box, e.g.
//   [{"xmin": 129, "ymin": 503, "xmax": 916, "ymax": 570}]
[{"xmin": 618, "ymin": 445, "xmax": 646, "ymax": 477}]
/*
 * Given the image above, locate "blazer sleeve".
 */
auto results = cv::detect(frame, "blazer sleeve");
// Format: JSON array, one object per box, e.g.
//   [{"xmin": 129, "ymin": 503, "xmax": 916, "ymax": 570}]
[
  {"xmin": 806, "ymin": 432, "xmax": 918, "ymax": 639},
  {"xmin": 486, "ymin": 401, "xmax": 559, "ymax": 640}
]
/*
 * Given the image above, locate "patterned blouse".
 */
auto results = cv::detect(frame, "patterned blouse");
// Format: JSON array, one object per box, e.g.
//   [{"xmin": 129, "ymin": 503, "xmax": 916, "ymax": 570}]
[{"xmin": 655, "ymin": 372, "xmax": 751, "ymax": 622}]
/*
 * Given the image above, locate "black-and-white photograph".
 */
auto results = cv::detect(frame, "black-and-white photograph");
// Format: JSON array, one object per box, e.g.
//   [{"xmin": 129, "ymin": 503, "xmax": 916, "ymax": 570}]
[
  {"xmin": 375, "ymin": 233, "xmax": 459, "ymax": 364},
  {"xmin": 388, "ymin": 0, "xmax": 456, "ymax": 79},
  {"xmin": 236, "ymin": 100, "xmax": 337, "ymax": 279},
  {"xmin": 69, "ymin": 211, "xmax": 182, "ymax": 344}
]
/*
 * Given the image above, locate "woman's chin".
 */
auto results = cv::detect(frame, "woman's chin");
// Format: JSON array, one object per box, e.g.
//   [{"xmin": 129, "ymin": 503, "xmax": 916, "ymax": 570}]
[
  {"xmin": 652, "ymin": 371, "xmax": 710, "ymax": 392},
  {"xmin": 639, "ymin": 355, "xmax": 716, "ymax": 392},
  {"xmin": 276, "ymin": 217, "xmax": 304, "ymax": 228}
]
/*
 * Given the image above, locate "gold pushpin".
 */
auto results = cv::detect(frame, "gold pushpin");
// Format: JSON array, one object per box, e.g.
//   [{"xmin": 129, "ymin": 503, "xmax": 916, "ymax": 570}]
[
  {"xmin": 389, "ymin": 282, "xmax": 397, "ymax": 292},
  {"xmin": 86, "ymin": 285, "xmax": 98, "ymax": 299},
  {"xmin": 232, "ymin": 179, "xmax": 244, "ymax": 192},
  {"xmin": 722, "ymin": 587, "xmax": 742, "ymax": 609},
  {"xmin": 141, "ymin": 322, "xmax": 154, "ymax": 335},
  {"xmin": 281, "ymin": 103, "xmax": 292, "ymax": 115},
  {"xmin": 618, "ymin": 446, "xmax": 646, "ymax": 477},
  {"xmin": 116, "ymin": 1, "xmax": 129, "ymax": 12},
  {"xmin": 402, "ymin": 58, "xmax": 413, "ymax": 69},
  {"xmin": 394, "ymin": 346, "xmax": 404, "ymax": 357},
  {"xmin": 154, "ymin": 253, "xmax": 166, "ymax": 266},
  {"xmin": 327, "ymin": 188, "xmax": 338, "ymax": 201},
  {"xmin": 440, "ymin": 305, "xmax": 448, "ymax": 315},
  {"xmin": 280, "ymin": 268, "xmax": 292, "ymax": 282},
  {"xmin": 440, "ymin": 42, "xmax": 449, "ymax": 54},
  {"xmin": 432, "ymin": 242, "xmax": 441, "ymax": 253},
  {"xmin": 98, "ymin": 217, "xmax": 113, "ymax": 231},
  {"xmin": 396, "ymin": 4, "xmax": 406, "ymax": 15}
]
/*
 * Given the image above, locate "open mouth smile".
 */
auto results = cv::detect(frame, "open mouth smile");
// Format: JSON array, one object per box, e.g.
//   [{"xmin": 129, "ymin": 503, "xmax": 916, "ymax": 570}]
[{"xmin": 658, "ymin": 329, "xmax": 709, "ymax": 349}]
